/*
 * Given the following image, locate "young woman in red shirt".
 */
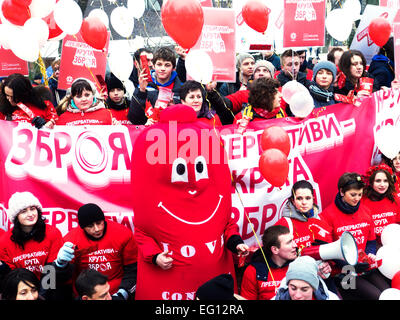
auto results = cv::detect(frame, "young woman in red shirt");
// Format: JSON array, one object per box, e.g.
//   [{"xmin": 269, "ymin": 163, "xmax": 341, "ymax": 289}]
[
  {"xmin": 319, "ymin": 172, "xmax": 390, "ymax": 300},
  {"xmin": 361, "ymin": 164, "xmax": 400, "ymax": 247}
]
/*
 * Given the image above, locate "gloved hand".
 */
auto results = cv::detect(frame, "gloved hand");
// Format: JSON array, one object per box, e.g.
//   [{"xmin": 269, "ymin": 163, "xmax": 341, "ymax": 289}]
[
  {"xmin": 354, "ymin": 262, "xmax": 370, "ymax": 274},
  {"xmin": 112, "ymin": 288, "xmax": 129, "ymax": 300},
  {"xmin": 56, "ymin": 242, "xmax": 75, "ymax": 268},
  {"xmin": 31, "ymin": 116, "xmax": 46, "ymax": 129}
]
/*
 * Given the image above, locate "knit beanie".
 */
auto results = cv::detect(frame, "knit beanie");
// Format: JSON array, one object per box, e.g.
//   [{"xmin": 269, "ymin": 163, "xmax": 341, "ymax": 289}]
[
  {"xmin": 312, "ymin": 61, "xmax": 337, "ymax": 82},
  {"xmin": 7, "ymin": 192, "xmax": 42, "ymax": 223},
  {"xmin": 77, "ymin": 203, "xmax": 105, "ymax": 229},
  {"xmin": 253, "ymin": 60, "xmax": 276, "ymax": 77},
  {"xmin": 106, "ymin": 73, "xmax": 125, "ymax": 93},
  {"xmin": 286, "ymin": 256, "xmax": 320, "ymax": 291},
  {"xmin": 236, "ymin": 53, "xmax": 255, "ymax": 70},
  {"xmin": 196, "ymin": 274, "xmax": 236, "ymax": 300}
]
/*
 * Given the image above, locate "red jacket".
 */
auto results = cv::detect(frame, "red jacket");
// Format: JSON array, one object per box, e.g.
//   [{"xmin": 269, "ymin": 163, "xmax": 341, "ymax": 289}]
[
  {"xmin": 12, "ymin": 100, "xmax": 58, "ymax": 124},
  {"xmin": 56, "ymin": 108, "xmax": 113, "ymax": 126},
  {"xmin": 0, "ymin": 224, "xmax": 63, "ymax": 279},
  {"xmin": 109, "ymin": 108, "xmax": 131, "ymax": 125},
  {"xmin": 63, "ymin": 220, "xmax": 138, "ymax": 295},
  {"xmin": 240, "ymin": 249, "xmax": 291, "ymax": 300}
]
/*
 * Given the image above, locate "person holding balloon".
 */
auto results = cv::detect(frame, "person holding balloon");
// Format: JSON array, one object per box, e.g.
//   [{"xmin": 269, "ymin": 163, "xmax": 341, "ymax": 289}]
[
  {"xmin": 0, "ymin": 73, "xmax": 58, "ymax": 129},
  {"xmin": 56, "ymin": 78, "xmax": 113, "ymax": 126},
  {"xmin": 128, "ymin": 47, "xmax": 182, "ymax": 126},
  {"xmin": 361, "ymin": 164, "xmax": 400, "ymax": 247},
  {"xmin": 319, "ymin": 172, "xmax": 390, "ymax": 300}
]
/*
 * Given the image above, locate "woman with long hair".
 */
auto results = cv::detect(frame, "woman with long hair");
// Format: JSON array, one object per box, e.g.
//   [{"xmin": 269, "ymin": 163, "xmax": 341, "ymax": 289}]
[
  {"xmin": 361, "ymin": 164, "xmax": 400, "ymax": 247},
  {"xmin": 0, "ymin": 73, "xmax": 58, "ymax": 128},
  {"xmin": 0, "ymin": 192, "xmax": 63, "ymax": 281},
  {"xmin": 1, "ymin": 268, "xmax": 42, "ymax": 300}
]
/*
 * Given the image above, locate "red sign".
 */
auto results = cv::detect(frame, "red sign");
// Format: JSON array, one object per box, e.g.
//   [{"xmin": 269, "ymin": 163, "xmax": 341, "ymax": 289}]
[
  {"xmin": 283, "ymin": 0, "xmax": 326, "ymax": 48},
  {"xmin": 199, "ymin": 0, "xmax": 213, "ymax": 7},
  {"xmin": 380, "ymin": 0, "xmax": 400, "ymax": 8},
  {"xmin": 190, "ymin": 7, "xmax": 236, "ymax": 83},
  {"xmin": 58, "ymin": 31, "xmax": 110, "ymax": 91},
  {"xmin": 0, "ymin": 47, "xmax": 29, "ymax": 77}
]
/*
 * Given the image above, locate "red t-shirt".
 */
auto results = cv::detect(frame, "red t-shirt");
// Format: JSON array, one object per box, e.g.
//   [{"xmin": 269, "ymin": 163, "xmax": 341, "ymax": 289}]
[
  {"xmin": 109, "ymin": 108, "xmax": 131, "ymax": 125},
  {"xmin": 319, "ymin": 202, "xmax": 375, "ymax": 257},
  {"xmin": 63, "ymin": 220, "xmax": 138, "ymax": 295},
  {"xmin": 361, "ymin": 197, "xmax": 400, "ymax": 243},
  {"xmin": 275, "ymin": 217, "xmax": 332, "ymax": 250},
  {"xmin": 0, "ymin": 224, "xmax": 63, "ymax": 279},
  {"xmin": 56, "ymin": 109, "xmax": 113, "ymax": 126}
]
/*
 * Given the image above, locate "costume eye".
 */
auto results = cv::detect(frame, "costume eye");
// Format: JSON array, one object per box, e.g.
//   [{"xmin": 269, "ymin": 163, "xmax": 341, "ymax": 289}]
[
  {"xmin": 194, "ymin": 156, "xmax": 208, "ymax": 181},
  {"xmin": 171, "ymin": 158, "xmax": 188, "ymax": 183}
]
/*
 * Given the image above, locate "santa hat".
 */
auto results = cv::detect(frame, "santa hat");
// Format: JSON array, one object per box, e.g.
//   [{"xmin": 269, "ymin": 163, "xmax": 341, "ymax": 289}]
[{"xmin": 7, "ymin": 192, "xmax": 42, "ymax": 223}]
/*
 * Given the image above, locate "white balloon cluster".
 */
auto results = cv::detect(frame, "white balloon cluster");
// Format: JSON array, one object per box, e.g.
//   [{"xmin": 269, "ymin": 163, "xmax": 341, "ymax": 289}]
[
  {"xmin": 185, "ymin": 50, "xmax": 214, "ymax": 85},
  {"xmin": 326, "ymin": 0, "xmax": 361, "ymax": 42},
  {"xmin": 376, "ymin": 224, "xmax": 400, "ymax": 279},
  {"xmin": 282, "ymin": 81, "xmax": 314, "ymax": 118}
]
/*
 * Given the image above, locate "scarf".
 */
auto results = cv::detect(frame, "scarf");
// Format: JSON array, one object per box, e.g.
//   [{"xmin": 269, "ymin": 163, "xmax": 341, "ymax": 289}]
[
  {"xmin": 151, "ymin": 70, "xmax": 178, "ymax": 87},
  {"xmin": 334, "ymin": 192, "xmax": 360, "ymax": 214},
  {"xmin": 308, "ymin": 81, "xmax": 334, "ymax": 103}
]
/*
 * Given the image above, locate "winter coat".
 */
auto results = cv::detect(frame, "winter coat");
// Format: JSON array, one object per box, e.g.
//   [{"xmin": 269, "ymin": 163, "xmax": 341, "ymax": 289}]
[
  {"xmin": 307, "ymin": 81, "xmax": 337, "ymax": 109},
  {"xmin": 368, "ymin": 54, "xmax": 394, "ymax": 89}
]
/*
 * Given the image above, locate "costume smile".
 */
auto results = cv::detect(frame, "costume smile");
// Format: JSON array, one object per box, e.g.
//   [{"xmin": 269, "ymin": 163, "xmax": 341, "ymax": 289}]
[{"xmin": 158, "ymin": 195, "xmax": 223, "ymax": 225}]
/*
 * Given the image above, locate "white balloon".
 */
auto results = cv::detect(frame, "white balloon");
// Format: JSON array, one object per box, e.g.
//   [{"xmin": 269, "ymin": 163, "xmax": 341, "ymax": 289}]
[
  {"xmin": 377, "ymin": 245, "xmax": 400, "ymax": 279},
  {"xmin": 122, "ymin": 79, "xmax": 135, "ymax": 99},
  {"xmin": 88, "ymin": 9, "xmax": 110, "ymax": 29},
  {"xmin": 281, "ymin": 80, "xmax": 309, "ymax": 105},
  {"xmin": 109, "ymin": 50, "xmax": 134, "ymax": 81},
  {"xmin": 54, "ymin": 0, "xmax": 83, "ymax": 35},
  {"xmin": 29, "ymin": 0, "xmax": 56, "ymax": 19},
  {"xmin": 185, "ymin": 50, "xmax": 214, "ymax": 84},
  {"xmin": 289, "ymin": 92, "xmax": 314, "ymax": 118},
  {"xmin": 381, "ymin": 224, "xmax": 400, "ymax": 247},
  {"xmin": 0, "ymin": 23, "xmax": 19, "ymax": 50},
  {"xmin": 379, "ymin": 288, "xmax": 400, "ymax": 300},
  {"xmin": 24, "ymin": 18, "xmax": 49, "ymax": 48},
  {"xmin": 131, "ymin": 36, "xmax": 145, "ymax": 52},
  {"xmin": 127, "ymin": 0, "xmax": 146, "ymax": 20},
  {"xmin": 375, "ymin": 125, "xmax": 400, "ymax": 160},
  {"xmin": 110, "ymin": 7, "xmax": 134, "ymax": 38},
  {"xmin": 9, "ymin": 28, "xmax": 39, "ymax": 62},
  {"xmin": 343, "ymin": 0, "xmax": 361, "ymax": 22},
  {"xmin": 326, "ymin": 9, "xmax": 353, "ymax": 42}
]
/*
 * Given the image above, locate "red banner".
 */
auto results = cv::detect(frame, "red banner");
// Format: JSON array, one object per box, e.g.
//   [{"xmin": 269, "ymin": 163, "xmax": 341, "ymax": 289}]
[
  {"xmin": 190, "ymin": 7, "xmax": 236, "ymax": 82},
  {"xmin": 283, "ymin": 0, "xmax": 326, "ymax": 48},
  {"xmin": 58, "ymin": 31, "xmax": 110, "ymax": 91},
  {"xmin": 0, "ymin": 47, "xmax": 29, "ymax": 77},
  {"xmin": 1, "ymin": 93, "xmax": 391, "ymax": 248}
]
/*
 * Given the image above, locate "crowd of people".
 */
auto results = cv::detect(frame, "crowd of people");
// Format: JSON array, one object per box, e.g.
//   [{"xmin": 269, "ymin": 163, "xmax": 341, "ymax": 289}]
[{"xmin": 0, "ymin": 38, "xmax": 399, "ymax": 301}]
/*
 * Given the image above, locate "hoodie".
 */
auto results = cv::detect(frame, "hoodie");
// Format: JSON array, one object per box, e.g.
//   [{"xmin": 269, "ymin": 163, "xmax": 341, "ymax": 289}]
[{"xmin": 273, "ymin": 276, "xmax": 340, "ymax": 300}]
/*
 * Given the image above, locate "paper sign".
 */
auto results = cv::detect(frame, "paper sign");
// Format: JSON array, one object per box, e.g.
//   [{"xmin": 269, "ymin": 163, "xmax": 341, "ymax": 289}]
[
  {"xmin": 0, "ymin": 47, "xmax": 29, "ymax": 77},
  {"xmin": 190, "ymin": 8, "xmax": 236, "ymax": 83},
  {"xmin": 283, "ymin": 0, "xmax": 326, "ymax": 48},
  {"xmin": 58, "ymin": 31, "xmax": 110, "ymax": 91}
]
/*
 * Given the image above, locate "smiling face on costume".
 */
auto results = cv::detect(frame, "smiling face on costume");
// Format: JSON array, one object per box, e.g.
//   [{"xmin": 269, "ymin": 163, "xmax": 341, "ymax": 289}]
[{"xmin": 131, "ymin": 105, "xmax": 231, "ymax": 232}]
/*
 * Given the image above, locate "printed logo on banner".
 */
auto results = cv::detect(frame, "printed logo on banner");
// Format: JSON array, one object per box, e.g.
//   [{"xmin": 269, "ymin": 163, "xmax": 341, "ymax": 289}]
[{"xmin": 4, "ymin": 124, "xmax": 133, "ymax": 189}]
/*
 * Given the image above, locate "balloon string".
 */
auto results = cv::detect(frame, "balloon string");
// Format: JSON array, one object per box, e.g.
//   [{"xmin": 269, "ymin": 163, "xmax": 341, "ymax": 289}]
[{"xmin": 233, "ymin": 183, "xmax": 277, "ymax": 289}]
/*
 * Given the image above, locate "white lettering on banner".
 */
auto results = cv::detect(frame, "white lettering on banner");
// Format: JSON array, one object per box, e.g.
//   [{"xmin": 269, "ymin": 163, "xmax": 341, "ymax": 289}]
[
  {"xmin": 5, "ymin": 124, "xmax": 132, "ymax": 188},
  {"xmin": 200, "ymin": 25, "xmax": 234, "ymax": 53},
  {"xmin": 294, "ymin": 0, "xmax": 316, "ymax": 22}
]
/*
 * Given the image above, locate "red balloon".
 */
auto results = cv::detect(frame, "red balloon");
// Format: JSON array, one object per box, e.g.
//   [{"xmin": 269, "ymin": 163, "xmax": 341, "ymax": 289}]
[
  {"xmin": 1, "ymin": 0, "xmax": 31, "ymax": 26},
  {"xmin": 259, "ymin": 148, "xmax": 289, "ymax": 187},
  {"xmin": 242, "ymin": 0, "xmax": 270, "ymax": 33},
  {"xmin": 369, "ymin": 17, "xmax": 392, "ymax": 47},
  {"xmin": 12, "ymin": 0, "xmax": 32, "ymax": 5},
  {"xmin": 260, "ymin": 126, "xmax": 291, "ymax": 156},
  {"xmin": 81, "ymin": 17, "xmax": 108, "ymax": 50},
  {"xmin": 392, "ymin": 270, "xmax": 400, "ymax": 289},
  {"xmin": 161, "ymin": 0, "xmax": 204, "ymax": 49},
  {"xmin": 43, "ymin": 11, "xmax": 63, "ymax": 40}
]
